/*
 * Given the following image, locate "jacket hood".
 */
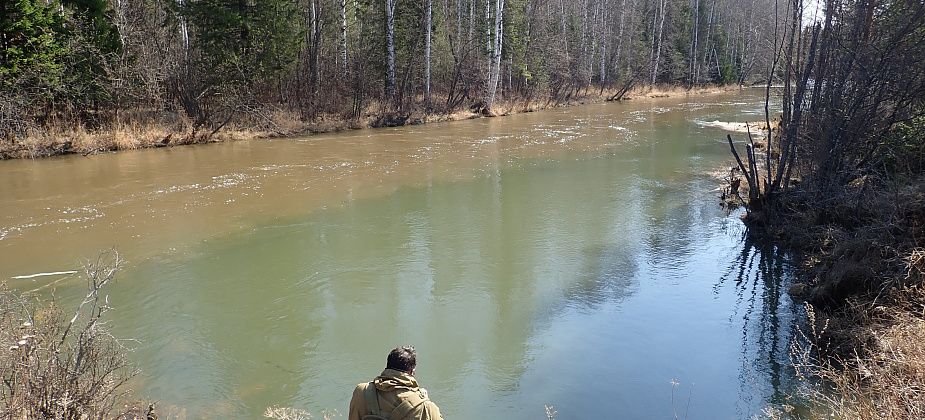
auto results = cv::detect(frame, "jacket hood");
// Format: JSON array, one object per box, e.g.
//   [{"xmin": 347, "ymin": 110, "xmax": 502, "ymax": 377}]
[{"xmin": 373, "ymin": 368, "xmax": 420, "ymax": 393}]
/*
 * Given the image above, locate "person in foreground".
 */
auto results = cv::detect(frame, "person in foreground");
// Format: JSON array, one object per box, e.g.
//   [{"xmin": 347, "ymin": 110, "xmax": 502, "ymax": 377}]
[{"xmin": 348, "ymin": 346, "xmax": 444, "ymax": 420}]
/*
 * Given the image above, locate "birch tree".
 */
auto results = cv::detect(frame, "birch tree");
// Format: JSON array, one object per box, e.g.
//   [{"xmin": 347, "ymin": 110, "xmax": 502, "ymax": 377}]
[
  {"xmin": 340, "ymin": 0, "xmax": 348, "ymax": 77},
  {"xmin": 385, "ymin": 0, "xmax": 397, "ymax": 100},
  {"xmin": 485, "ymin": 0, "xmax": 505, "ymax": 110},
  {"xmin": 424, "ymin": 0, "xmax": 433, "ymax": 104},
  {"xmin": 688, "ymin": 0, "xmax": 699, "ymax": 87},
  {"xmin": 650, "ymin": 0, "xmax": 667, "ymax": 85}
]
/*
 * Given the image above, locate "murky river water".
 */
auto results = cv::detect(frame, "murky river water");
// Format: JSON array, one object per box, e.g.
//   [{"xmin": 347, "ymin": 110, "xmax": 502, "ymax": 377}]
[{"xmin": 0, "ymin": 91, "xmax": 803, "ymax": 419}]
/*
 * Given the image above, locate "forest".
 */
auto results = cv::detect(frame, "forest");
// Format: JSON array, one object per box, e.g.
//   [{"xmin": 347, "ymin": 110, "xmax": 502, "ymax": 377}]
[{"xmin": 1, "ymin": 0, "xmax": 774, "ymax": 156}]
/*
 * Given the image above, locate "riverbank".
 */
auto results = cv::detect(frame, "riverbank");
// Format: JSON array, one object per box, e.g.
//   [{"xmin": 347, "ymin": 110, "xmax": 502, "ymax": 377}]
[
  {"xmin": 0, "ymin": 85, "xmax": 739, "ymax": 160},
  {"xmin": 744, "ymin": 146, "xmax": 925, "ymax": 416},
  {"xmin": 713, "ymin": 91, "xmax": 925, "ymax": 416}
]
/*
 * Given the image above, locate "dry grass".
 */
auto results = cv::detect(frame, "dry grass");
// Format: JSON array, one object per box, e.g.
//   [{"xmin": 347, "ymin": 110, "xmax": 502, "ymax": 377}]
[
  {"xmin": 1, "ymin": 84, "xmax": 742, "ymax": 160},
  {"xmin": 752, "ymin": 172, "xmax": 925, "ymax": 418},
  {"xmin": 264, "ymin": 406, "xmax": 340, "ymax": 420},
  {"xmin": 264, "ymin": 406, "xmax": 312, "ymax": 420},
  {"xmin": 0, "ymin": 117, "xmax": 278, "ymax": 159},
  {"xmin": 475, "ymin": 84, "xmax": 739, "ymax": 119},
  {"xmin": 0, "ymin": 113, "xmax": 214, "ymax": 159},
  {"xmin": 793, "ymin": 286, "xmax": 925, "ymax": 419},
  {"xmin": 622, "ymin": 84, "xmax": 739, "ymax": 99}
]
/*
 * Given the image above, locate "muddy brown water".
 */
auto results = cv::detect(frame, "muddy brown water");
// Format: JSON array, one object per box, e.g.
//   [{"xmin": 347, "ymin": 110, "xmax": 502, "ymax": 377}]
[{"xmin": 0, "ymin": 91, "xmax": 803, "ymax": 419}]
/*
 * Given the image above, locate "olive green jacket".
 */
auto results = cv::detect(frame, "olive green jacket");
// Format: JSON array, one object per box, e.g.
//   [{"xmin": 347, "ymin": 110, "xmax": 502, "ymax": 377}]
[{"xmin": 348, "ymin": 369, "xmax": 444, "ymax": 420}]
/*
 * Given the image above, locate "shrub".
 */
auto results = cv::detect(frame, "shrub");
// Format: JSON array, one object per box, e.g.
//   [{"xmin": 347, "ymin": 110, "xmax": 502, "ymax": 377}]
[{"xmin": 0, "ymin": 251, "xmax": 137, "ymax": 419}]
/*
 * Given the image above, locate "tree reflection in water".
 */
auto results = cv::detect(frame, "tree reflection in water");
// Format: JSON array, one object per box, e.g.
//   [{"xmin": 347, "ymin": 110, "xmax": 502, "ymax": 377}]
[{"xmin": 716, "ymin": 225, "xmax": 807, "ymax": 416}]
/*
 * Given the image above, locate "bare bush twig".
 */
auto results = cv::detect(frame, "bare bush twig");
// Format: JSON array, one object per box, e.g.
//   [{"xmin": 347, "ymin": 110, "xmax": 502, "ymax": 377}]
[{"xmin": 0, "ymin": 251, "xmax": 138, "ymax": 419}]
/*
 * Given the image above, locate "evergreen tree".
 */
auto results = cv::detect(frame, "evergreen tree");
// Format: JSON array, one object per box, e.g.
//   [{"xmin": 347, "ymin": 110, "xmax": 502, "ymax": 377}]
[
  {"xmin": 0, "ymin": 0, "xmax": 68, "ymax": 91},
  {"xmin": 182, "ymin": 0, "xmax": 303, "ymax": 89}
]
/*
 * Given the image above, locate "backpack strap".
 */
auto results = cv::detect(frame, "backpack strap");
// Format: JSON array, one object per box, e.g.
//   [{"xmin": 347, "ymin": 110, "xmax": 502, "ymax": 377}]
[
  {"xmin": 364, "ymin": 382, "xmax": 382, "ymax": 417},
  {"xmin": 390, "ymin": 391, "xmax": 428, "ymax": 420}
]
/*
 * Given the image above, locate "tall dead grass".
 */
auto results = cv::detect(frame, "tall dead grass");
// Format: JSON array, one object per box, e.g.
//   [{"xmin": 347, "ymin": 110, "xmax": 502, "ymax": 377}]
[
  {"xmin": 764, "ymin": 175, "xmax": 925, "ymax": 418},
  {"xmin": 0, "ymin": 110, "xmax": 282, "ymax": 160},
  {"xmin": 792, "ymin": 285, "xmax": 925, "ymax": 419},
  {"xmin": 748, "ymin": 166, "xmax": 925, "ymax": 418},
  {"xmin": 623, "ymin": 84, "xmax": 738, "ymax": 99},
  {"xmin": 1, "ymin": 84, "xmax": 741, "ymax": 160}
]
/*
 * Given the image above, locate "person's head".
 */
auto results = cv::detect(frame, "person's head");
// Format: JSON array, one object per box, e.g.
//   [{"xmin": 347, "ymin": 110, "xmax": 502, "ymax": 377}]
[{"xmin": 386, "ymin": 346, "xmax": 417, "ymax": 374}]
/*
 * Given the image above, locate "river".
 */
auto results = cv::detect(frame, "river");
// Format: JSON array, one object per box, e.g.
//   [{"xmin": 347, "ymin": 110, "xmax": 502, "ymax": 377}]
[{"xmin": 0, "ymin": 91, "xmax": 803, "ymax": 419}]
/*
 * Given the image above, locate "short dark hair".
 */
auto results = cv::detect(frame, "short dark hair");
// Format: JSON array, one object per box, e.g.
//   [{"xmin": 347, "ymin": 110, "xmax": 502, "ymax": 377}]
[{"xmin": 386, "ymin": 346, "xmax": 416, "ymax": 373}]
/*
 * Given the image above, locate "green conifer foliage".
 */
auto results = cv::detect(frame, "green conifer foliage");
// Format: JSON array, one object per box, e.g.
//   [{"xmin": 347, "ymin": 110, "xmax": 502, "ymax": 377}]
[
  {"xmin": 182, "ymin": 0, "xmax": 303, "ymax": 88},
  {"xmin": 0, "ymin": 0, "xmax": 68, "ymax": 91}
]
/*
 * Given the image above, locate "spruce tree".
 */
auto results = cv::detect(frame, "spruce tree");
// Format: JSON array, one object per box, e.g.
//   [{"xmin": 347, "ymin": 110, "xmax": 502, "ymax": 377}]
[
  {"xmin": 0, "ymin": 0, "xmax": 68, "ymax": 91},
  {"xmin": 183, "ymin": 0, "xmax": 302, "ymax": 89}
]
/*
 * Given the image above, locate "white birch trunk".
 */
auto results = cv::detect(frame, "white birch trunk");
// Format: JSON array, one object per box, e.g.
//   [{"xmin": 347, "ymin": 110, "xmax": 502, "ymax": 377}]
[
  {"xmin": 468, "ymin": 0, "xmax": 474, "ymax": 44},
  {"xmin": 425, "ymin": 0, "xmax": 433, "ymax": 103},
  {"xmin": 582, "ymin": 0, "xmax": 590, "ymax": 83},
  {"xmin": 700, "ymin": 0, "xmax": 715, "ymax": 82},
  {"xmin": 178, "ymin": 0, "xmax": 189, "ymax": 57},
  {"xmin": 341, "ymin": 0, "xmax": 348, "ymax": 77},
  {"xmin": 485, "ymin": 0, "xmax": 505, "ymax": 109},
  {"xmin": 689, "ymin": 0, "xmax": 699, "ymax": 86},
  {"xmin": 309, "ymin": 0, "xmax": 323, "ymax": 101},
  {"xmin": 599, "ymin": 0, "xmax": 607, "ymax": 85},
  {"xmin": 613, "ymin": 0, "xmax": 626, "ymax": 77},
  {"xmin": 456, "ymin": 0, "xmax": 463, "ymax": 55},
  {"xmin": 485, "ymin": 0, "xmax": 492, "ymax": 54},
  {"xmin": 651, "ymin": 0, "xmax": 667, "ymax": 85},
  {"xmin": 386, "ymin": 0, "xmax": 397, "ymax": 99},
  {"xmin": 559, "ymin": 0, "xmax": 569, "ymax": 61},
  {"xmin": 112, "ymin": 0, "xmax": 127, "ymax": 48},
  {"xmin": 649, "ymin": 1, "xmax": 657, "ymax": 74}
]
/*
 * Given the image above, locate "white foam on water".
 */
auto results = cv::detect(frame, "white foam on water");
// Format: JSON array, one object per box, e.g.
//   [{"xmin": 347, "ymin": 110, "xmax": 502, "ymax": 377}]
[
  {"xmin": 694, "ymin": 120, "xmax": 768, "ymax": 136},
  {"xmin": 11, "ymin": 270, "xmax": 78, "ymax": 280}
]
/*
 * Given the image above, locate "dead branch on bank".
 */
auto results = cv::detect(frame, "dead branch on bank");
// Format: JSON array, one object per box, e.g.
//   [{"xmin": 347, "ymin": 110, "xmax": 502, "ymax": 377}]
[{"xmin": 0, "ymin": 251, "xmax": 140, "ymax": 419}]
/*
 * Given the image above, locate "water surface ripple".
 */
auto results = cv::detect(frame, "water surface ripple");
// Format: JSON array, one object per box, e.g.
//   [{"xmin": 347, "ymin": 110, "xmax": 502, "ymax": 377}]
[{"xmin": 0, "ymin": 92, "xmax": 800, "ymax": 419}]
